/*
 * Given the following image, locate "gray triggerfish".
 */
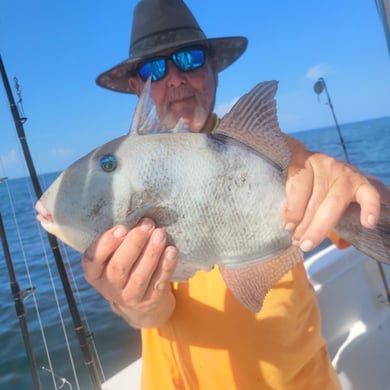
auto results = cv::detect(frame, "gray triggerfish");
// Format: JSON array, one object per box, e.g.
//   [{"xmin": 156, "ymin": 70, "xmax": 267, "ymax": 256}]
[{"xmin": 36, "ymin": 80, "xmax": 390, "ymax": 311}]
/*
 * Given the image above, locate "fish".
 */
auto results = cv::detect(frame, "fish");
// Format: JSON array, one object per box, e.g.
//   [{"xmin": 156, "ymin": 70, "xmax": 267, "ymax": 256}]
[{"xmin": 35, "ymin": 80, "xmax": 390, "ymax": 312}]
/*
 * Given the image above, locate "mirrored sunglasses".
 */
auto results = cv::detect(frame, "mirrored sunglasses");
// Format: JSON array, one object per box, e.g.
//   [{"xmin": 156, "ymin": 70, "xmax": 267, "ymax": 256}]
[{"xmin": 137, "ymin": 47, "xmax": 206, "ymax": 82}]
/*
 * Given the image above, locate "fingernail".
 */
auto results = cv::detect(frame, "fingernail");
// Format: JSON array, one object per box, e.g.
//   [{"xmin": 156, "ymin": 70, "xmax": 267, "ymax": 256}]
[
  {"xmin": 165, "ymin": 247, "xmax": 177, "ymax": 261},
  {"xmin": 152, "ymin": 229, "xmax": 165, "ymax": 244},
  {"xmin": 300, "ymin": 240, "xmax": 313, "ymax": 252},
  {"xmin": 139, "ymin": 218, "xmax": 154, "ymax": 232},
  {"xmin": 285, "ymin": 222, "xmax": 296, "ymax": 232},
  {"xmin": 367, "ymin": 214, "xmax": 376, "ymax": 228},
  {"xmin": 113, "ymin": 225, "xmax": 128, "ymax": 238}
]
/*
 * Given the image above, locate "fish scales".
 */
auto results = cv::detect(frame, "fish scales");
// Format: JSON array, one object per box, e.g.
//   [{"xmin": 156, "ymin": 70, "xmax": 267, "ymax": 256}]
[{"xmin": 118, "ymin": 132, "xmax": 290, "ymax": 280}]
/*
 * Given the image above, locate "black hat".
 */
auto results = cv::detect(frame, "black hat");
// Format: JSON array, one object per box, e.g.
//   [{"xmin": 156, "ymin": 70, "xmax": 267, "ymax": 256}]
[{"xmin": 96, "ymin": 0, "xmax": 248, "ymax": 94}]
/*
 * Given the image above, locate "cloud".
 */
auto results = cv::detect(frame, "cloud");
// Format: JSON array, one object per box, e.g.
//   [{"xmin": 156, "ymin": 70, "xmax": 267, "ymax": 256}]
[
  {"xmin": 215, "ymin": 96, "xmax": 239, "ymax": 117},
  {"xmin": 50, "ymin": 147, "xmax": 73, "ymax": 159},
  {"xmin": 306, "ymin": 64, "xmax": 333, "ymax": 80},
  {"xmin": 0, "ymin": 149, "xmax": 19, "ymax": 166},
  {"xmin": 0, "ymin": 148, "xmax": 26, "ymax": 178}
]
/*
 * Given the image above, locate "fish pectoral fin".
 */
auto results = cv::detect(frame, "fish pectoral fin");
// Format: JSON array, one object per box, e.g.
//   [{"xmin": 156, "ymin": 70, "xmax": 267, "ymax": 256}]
[
  {"xmin": 127, "ymin": 191, "xmax": 177, "ymax": 227},
  {"xmin": 145, "ymin": 206, "xmax": 178, "ymax": 227},
  {"xmin": 219, "ymin": 246, "xmax": 303, "ymax": 312}
]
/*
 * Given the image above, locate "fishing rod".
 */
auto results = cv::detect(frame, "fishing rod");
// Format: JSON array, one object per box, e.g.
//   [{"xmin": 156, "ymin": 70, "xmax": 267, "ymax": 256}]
[
  {"xmin": 314, "ymin": 77, "xmax": 350, "ymax": 164},
  {"xmin": 314, "ymin": 77, "xmax": 390, "ymax": 305},
  {"xmin": 0, "ymin": 54, "xmax": 102, "ymax": 389},
  {"xmin": 0, "ymin": 209, "xmax": 42, "ymax": 390}
]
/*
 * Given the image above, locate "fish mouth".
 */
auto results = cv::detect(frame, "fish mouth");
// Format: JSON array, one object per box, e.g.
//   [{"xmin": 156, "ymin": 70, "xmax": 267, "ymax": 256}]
[
  {"xmin": 35, "ymin": 201, "xmax": 85, "ymax": 252},
  {"xmin": 35, "ymin": 201, "xmax": 54, "ymax": 226}
]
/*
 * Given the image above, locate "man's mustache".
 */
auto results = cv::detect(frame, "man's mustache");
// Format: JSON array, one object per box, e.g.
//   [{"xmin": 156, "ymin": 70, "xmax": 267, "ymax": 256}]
[{"xmin": 167, "ymin": 86, "xmax": 196, "ymax": 102}]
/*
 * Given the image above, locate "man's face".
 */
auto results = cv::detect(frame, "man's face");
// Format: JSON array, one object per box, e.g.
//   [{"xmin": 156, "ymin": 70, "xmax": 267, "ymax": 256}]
[{"xmin": 129, "ymin": 51, "xmax": 217, "ymax": 132}]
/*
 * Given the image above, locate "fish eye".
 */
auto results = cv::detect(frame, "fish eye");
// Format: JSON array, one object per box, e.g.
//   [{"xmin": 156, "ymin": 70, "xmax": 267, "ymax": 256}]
[{"xmin": 100, "ymin": 154, "xmax": 118, "ymax": 172}]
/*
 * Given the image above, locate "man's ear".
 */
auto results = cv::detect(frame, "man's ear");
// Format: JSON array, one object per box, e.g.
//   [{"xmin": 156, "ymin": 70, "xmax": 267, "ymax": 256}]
[{"xmin": 128, "ymin": 77, "xmax": 143, "ymax": 96}]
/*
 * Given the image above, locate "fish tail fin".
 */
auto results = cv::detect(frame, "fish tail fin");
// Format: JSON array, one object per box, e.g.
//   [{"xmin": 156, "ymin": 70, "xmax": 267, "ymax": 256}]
[
  {"xmin": 219, "ymin": 246, "xmax": 303, "ymax": 312},
  {"xmin": 335, "ymin": 203, "xmax": 390, "ymax": 264}
]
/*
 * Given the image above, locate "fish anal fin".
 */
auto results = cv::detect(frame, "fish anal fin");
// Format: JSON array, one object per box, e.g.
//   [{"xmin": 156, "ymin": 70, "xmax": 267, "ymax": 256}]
[{"xmin": 219, "ymin": 246, "xmax": 303, "ymax": 312}]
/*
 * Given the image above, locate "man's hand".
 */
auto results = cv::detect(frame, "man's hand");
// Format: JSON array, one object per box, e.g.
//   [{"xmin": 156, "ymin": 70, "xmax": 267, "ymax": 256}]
[
  {"xmin": 284, "ymin": 136, "xmax": 381, "ymax": 252},
  {"xmin": 82, "ymin": 218, "xmax": 178, "ymax": 328}
]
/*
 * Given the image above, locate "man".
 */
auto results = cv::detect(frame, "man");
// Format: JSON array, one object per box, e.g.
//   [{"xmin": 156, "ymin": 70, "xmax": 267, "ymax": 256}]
[{"xmin": 84, "ymin": 0, "xmax": 386, "ymax": 388}]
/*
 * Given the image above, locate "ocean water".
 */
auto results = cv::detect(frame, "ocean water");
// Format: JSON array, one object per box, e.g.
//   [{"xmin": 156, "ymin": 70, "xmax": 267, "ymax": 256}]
[
  {"xmin": 293, "ymin": 116, "xmax": 390, "ymax": 187},
  {"xmin": 0, "ymin": 116, "xmax": 389, "ymax": 389},
  {"xmin": 0, "ymin": 173, "xmax": 142, "ymax": 389}
]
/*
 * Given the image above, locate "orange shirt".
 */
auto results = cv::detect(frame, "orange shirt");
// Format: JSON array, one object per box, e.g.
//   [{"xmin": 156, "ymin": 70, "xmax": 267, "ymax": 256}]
[{"xmin": 141, "ymin": 263, "xmax": 341, "ymax": 389}]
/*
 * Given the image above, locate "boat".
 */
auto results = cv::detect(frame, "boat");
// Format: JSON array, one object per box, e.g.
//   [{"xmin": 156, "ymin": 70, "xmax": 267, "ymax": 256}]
[{"xmin": 101, "ymin": 245, "xmax": 390, "ymax": 390}]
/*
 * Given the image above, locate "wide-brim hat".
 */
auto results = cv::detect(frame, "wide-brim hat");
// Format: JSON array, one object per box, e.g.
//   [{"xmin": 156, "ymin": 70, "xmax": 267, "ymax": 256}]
[{"xmin": 96, "ymin": 0, "xmax": 248, "ymax": 94}]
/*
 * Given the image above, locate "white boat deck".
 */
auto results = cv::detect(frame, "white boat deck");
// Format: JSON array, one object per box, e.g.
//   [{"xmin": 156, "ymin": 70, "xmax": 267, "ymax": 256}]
[
  {"xmin": 103, "ymin": 245, "xmax": 390, "ymax": 390},
  {"xmin": 306, "ymin": 246, "xmax": 390, "ymax": 390}
]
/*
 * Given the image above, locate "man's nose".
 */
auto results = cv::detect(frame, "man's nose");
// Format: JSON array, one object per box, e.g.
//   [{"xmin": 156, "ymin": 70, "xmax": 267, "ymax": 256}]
[{"xmin": 166, "ymin": 61, "xmax": 186, "ymax": 87}]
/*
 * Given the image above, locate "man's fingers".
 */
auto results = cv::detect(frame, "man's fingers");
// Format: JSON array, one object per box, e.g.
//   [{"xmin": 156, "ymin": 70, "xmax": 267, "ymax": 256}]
[
  {"xmin": 82, "ymin": 224, "xmax": 130, "ymax": 283},
  {"xmin": 291, "ymin": 172, "xmax": 382, "ymax": 252},
  {"xmin": 355, "ymin": 182, "xmax": 380, "ymax": 228},
  {"xmin": 293, "ymin": 190, "xmax": 351, "ymax": 251},
  {"xmin": 284, "ymin": 167, "xmax": 313, "ymax": 231},
  {"xmin": 149, "ymin": 246, "xmax": 178, "ymax": 298},
  {"xmin": 82, "ymin": 218, "xmax": 155, "ymax": 285},
  {"xmin": 105, "ymin": 219, "xmax": 158, "ymax": 292},
  {"xmin": 81, "ymin": 216, "xmax": 179, "ymax": 320},
  {"xmin": 284, "ymin": 153, "xmax": 383, "ymax": 252},
  {"xmin": 120, "ymin": 227, "xmax": 168, "ymax": 305}
]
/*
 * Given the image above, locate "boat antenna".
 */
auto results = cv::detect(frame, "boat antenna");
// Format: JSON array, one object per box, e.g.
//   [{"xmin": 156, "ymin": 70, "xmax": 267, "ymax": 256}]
[
  {"xmin": 313, "ymin": 77, "xmax": 350, "ymax": 163},
  {"xmin": 0, "ymin": 209, "xmax": 42, "ymax": 390},
  {"xmin": 0, "ymin": 54, "xmax": 102, "ymax": 390}
]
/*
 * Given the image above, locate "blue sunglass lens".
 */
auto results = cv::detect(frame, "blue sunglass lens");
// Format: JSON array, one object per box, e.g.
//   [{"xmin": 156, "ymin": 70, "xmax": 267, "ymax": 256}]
[
  {"xmin": 138, "ymin": 58, "xmax": 166, "ymax": 81},
  {"xmin": 137, "ymin": 48, "xmax": 205, "ymax": 82},
  {"xmin": 172, "ymin": 48, "xmax": 205, "ymax": 72}
]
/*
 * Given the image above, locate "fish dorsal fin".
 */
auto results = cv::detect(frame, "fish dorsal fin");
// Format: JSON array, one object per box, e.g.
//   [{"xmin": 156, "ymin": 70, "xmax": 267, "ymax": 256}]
[
  {"xmin": 129, "ymin": 77, "xmax": 159, "ymax": 135},
  {"xmin": 128, "ymin": 77, "xmax": 190, "ymax": 135},
  {"xmin": 216, "ymin": 81, "xmax": 290, "ymax": 171}
]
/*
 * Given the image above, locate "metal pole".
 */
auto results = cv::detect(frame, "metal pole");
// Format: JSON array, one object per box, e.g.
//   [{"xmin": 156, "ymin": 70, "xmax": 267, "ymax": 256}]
[
  {"xmin": 0, "ymin": 54, "xmax": 102, "ymax": 389},
  {"xmin": 314, "ymin": 77, "xmax": 350, "ymax": 163}
]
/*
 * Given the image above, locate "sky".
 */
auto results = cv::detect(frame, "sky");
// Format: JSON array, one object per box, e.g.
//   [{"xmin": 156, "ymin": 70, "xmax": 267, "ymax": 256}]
[{"xmin": 0, "ymin": 0, "xmax": 389, "ymax": 178}]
